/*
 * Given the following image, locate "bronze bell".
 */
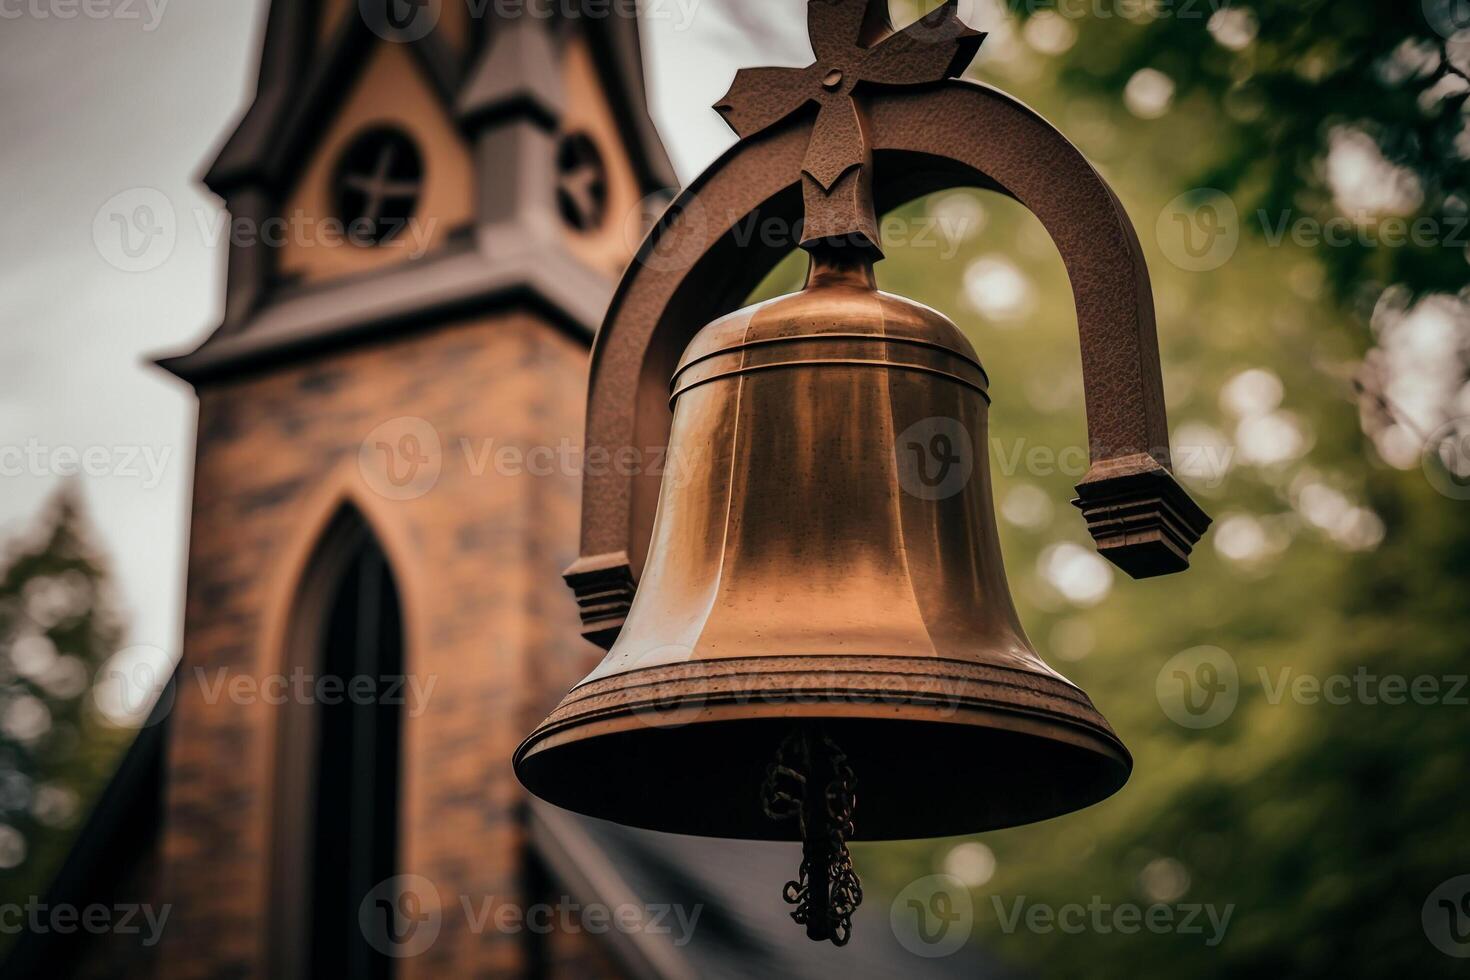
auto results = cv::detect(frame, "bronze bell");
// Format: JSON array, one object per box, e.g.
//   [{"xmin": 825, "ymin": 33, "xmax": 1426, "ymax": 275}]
[{"xmin": 515, "ymin": 247, "xmax": 1129, "ymax": 940}]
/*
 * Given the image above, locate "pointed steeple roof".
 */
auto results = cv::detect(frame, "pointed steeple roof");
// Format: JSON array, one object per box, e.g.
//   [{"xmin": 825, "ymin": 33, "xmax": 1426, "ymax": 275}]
[{"xmin": 159, "ymin": 1, "xmax": 676, "ymax": 384}]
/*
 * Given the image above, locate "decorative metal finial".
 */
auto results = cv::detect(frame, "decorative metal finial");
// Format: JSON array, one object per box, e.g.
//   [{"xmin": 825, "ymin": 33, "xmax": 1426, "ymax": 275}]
[{"xmin": 713, "ymin": 0, "xmax": 984, "ymax": 255}]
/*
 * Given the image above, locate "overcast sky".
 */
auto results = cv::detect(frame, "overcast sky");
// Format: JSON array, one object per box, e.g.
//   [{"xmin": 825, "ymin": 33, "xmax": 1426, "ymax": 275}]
[{"xmin": 0, "ymin": 0, "xmax": 827, "ymax": 662}]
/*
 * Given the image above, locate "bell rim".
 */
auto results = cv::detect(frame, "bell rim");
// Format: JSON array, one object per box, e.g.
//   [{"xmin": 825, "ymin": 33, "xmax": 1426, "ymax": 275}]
[
  {"xmin": 514, "ymin": 654, "xmax": 1131, "ymax": 840},
  {"xmin": 522, "ymin": 653, "xmax": 1123, "ymax": 743},
  {"xmin": 517, "ymin": 695, "xmax": 1130, "ymax": 778}
]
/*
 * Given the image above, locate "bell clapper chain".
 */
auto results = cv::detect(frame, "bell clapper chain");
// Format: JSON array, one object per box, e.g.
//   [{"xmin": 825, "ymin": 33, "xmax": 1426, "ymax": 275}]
[{"xmin": 761, "ymin": 727, "xmax": 864, "ymax": 945}]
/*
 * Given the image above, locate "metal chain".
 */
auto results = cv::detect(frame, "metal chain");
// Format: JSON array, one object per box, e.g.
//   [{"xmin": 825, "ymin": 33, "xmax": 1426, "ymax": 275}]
[{"xmin": 761, "ymin": 728, "xmax": 863, "ymax": 945}]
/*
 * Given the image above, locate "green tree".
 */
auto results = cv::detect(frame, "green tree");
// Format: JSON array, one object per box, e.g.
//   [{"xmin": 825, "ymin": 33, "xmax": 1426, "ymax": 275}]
[
  {"xmin": 0, "ymin": 486, "xmax": 132, "ymax": 931},
  {"xmin": 854, "ymin": 2, "xmax": 1470, "ymax": 976}
]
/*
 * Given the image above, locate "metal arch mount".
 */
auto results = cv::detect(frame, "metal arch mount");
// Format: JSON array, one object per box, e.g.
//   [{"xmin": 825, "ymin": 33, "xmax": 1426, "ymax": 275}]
[{"xmin": 565, "ymin": 77, "xmax": 1211, "ymax": 647}]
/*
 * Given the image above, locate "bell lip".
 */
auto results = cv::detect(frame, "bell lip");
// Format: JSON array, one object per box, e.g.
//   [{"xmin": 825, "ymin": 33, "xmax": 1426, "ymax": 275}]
[
  {"xmin": 515, "ymin": 697, "xmax": 1131, "ymax": 777},
  {"xmin": 514, "ymin": 706, "xmax": 1131, "ymax": 842},
  {"xmin": 513, "ymin": 655, "xmax": 1131, "ymax": 841}
]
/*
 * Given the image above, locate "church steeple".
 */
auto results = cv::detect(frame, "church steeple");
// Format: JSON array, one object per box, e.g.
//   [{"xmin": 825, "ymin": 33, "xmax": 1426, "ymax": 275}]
[
  {"xmin": 147, "ymin": 6, "xmax": 677, "ymax": 977},
  {"xmin": 159, "ymin": 1, "xmax": 674, "ymax": 382}
]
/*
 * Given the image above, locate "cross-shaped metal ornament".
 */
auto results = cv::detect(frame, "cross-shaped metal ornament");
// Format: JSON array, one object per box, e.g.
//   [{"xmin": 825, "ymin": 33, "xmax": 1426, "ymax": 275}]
[
  {"xmin": 713, "ymin": 0, "xmax": 984, "ymax": 255},
  {"xmin": 341, "ymin": 134, "xmax": 421, "ymax": 245},
  {"xmin": 557, "ymin": 134, "xmax": 610, "ymax": 232}
]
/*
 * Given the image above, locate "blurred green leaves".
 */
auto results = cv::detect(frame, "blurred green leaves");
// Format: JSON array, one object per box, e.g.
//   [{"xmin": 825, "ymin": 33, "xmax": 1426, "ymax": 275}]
[
  {"xmin": 0, "ymin": 487, "xmax": 132, "ymax": 956},
  {"xmin": 864, "ymin": 2, "xmax": 1470, "ymax": 975}
]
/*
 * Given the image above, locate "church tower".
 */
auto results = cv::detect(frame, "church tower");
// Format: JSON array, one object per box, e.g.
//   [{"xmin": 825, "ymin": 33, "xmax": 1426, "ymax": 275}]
[{"xmin": 155, "ymin": 3, "xmax": 675, "ymax": 976}]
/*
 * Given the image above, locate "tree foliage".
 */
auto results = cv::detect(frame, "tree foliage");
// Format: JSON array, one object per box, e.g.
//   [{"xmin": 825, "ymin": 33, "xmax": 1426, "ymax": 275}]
[
  {"xmin": 0, "ymin": 487, "xmax": 131, "ymax": 939},
  {"xmin": 852, "ymin": 2, "xmax": 1470, "ymax": 976}
]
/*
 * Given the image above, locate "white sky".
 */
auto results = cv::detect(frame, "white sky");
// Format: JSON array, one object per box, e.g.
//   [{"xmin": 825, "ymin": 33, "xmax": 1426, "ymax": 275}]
[{"xmin": 0, "ymin": 1, "xmax": 816, "ymax": 659}]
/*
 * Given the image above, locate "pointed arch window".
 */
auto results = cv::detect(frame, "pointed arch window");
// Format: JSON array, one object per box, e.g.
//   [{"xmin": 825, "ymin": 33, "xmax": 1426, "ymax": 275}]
[
  {"xmin": 271, "ymin": 508, "xmax": 404, "ymax": 979},
  {"xmin": 311, "ymin": 516, "xmax": 403, "ymax": 977}
]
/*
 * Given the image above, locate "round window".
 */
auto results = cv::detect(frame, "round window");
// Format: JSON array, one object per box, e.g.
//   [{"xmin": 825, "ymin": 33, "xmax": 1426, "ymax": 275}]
[
  {"xmin": 332, "ymin": 127, "xmax": 423, "ymax": 247},
  {"xmin": 556, "ymin": 132, "xmax": 609, "ymax": 232}
]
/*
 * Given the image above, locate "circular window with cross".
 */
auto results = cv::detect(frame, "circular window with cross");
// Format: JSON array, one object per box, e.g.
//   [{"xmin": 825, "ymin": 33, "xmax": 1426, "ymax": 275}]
[
  {"xmin": 556, "ymin": 132, "xmax": 609, "ymax": 233},
  {"xmin": 332, "ymin": 127, "xmax": 424, "ymax": 247}
]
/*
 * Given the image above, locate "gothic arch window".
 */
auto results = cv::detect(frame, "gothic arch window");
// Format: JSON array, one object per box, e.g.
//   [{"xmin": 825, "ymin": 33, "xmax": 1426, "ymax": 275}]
[{"xmin": 270, "ymin": 507, "xmax": 404, "ymax": 979}]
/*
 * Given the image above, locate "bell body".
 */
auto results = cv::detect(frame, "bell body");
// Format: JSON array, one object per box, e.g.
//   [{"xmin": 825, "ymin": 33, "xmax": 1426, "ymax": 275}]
[{"xmin": 515, "ymin": 256, "xmax": 1129, "ymax": 840}]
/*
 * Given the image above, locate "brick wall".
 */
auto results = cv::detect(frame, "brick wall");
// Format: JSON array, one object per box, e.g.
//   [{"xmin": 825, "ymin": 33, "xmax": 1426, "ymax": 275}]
[{"xmin": 158, "ymin": 313, "xmax": 611, "ymax": 978}]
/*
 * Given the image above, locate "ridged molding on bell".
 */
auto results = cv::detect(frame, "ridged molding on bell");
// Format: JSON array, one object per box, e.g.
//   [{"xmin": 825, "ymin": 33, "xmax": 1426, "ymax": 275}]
[{"xmin": 515, "ymin": 254, "xmax": 1131, "ymax": 842}]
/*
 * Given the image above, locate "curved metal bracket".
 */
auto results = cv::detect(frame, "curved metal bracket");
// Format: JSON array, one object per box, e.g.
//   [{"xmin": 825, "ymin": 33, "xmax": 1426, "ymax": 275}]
[{"xmin": 566, "ymin": 78, "xmax": 1211, "ymax": 647}]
